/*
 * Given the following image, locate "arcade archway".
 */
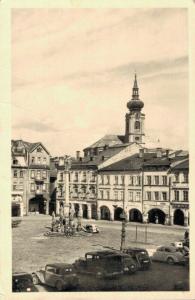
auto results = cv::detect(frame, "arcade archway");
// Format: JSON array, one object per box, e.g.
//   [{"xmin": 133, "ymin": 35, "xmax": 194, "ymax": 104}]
[
  {"xmin": 29, "ymin": 196, "xmax": 45, "ymax": 214},
  {"xmin": 174, "ymin": 209, "xmax": 184, "ymax": 226},
  {"xmin": 82, "ymin": 204, "xmax": 88, "ymax": 219},
  {"xmin": 100, "ymin": 206, "xmax": 110, "ymax": 220},
  {"xmin": 148, "ymin": 208, "xmax": 165, "ymax": 224},
  {"xmin": 129, "ymin": 209, "xmax": 142, "ymax": 222}
]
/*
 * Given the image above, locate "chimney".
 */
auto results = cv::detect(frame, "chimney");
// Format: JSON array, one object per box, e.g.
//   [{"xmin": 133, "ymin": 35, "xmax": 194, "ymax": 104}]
[
  {"xmin": 139, "ymin": 148, "xmax": 145, "ymax": 158},
  {"xmin": 76, "ymin": 151, "xmax": 80, "ymax": 160},
  {"xmin": 156, "ymin": 148, "xmax": 162, "ymax": 158}
]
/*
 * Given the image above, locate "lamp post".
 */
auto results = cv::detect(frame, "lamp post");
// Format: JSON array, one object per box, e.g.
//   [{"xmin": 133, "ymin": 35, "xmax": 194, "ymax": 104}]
[{"xmin": 120, "ymin": 194, "xmax": 127, "ymax": 251}]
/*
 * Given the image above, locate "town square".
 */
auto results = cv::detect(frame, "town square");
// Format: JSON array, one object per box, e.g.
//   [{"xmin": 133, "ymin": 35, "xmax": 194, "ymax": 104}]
[{"xmin": 11, "ymin": 7, "xmax": 189, "ymax": 293}]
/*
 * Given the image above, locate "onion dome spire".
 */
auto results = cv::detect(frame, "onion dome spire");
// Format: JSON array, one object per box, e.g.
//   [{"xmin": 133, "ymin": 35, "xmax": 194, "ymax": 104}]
[
  {"xmin": 132, "ymin": 73, "xmax": 139, "ymax": 100},
  {"xmin": 127, "ymin": 73, "xmax": 144, "ymax": 112}
]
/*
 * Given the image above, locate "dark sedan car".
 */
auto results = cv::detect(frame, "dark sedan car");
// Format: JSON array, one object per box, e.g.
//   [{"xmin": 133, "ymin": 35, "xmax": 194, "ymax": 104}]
[
  {"xmin": 122, "ymin": 247, "xmax": 151, "ymax": 270},
  {"xmin": 12, "ymin": 272, "xmax": 38, "ymax": 292}
]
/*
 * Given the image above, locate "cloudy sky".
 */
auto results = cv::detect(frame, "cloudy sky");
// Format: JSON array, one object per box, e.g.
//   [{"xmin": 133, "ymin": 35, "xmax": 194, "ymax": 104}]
[{"xmin": 12, "ymin": 8, "xmax": 188, "ymax": 156}]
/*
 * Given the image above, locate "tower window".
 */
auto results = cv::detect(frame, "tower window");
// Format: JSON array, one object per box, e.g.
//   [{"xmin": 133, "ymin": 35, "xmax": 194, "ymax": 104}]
[
  {"xmin": 135, "ymin": 137, "xmax": 140, "ymax": 141},
  {"xmin": 135, "ymin": 121, "xmax": 140, "ymax": 130}
]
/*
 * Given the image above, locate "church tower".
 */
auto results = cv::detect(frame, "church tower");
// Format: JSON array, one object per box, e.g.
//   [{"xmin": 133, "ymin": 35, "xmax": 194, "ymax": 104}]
[{"xmin": 125, "ymin": 74, "xmax": 145, "ymax": 144}]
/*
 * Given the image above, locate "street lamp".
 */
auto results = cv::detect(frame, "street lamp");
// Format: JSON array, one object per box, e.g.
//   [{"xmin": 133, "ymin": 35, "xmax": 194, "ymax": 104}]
[{"xmin": 120, "ymin": 193, "xmax": 127, "ymax": 251}]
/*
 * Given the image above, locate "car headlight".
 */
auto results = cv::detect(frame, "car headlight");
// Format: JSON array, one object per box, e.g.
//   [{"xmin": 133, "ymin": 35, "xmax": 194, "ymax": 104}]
[
  {"xmin": 26, "ymin": 287, "xmax": 31, "ymax": 292},
  {"xmin": 97, "ymin": 272, "xmax": 102, "ymax": 275}
]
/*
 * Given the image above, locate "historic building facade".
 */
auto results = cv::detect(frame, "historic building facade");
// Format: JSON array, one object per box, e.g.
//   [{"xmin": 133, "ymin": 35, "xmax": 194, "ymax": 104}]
[
  {"xmin": 11, "ymin": 75, "xmax": 189, "ymax": 226},
  {"xmin": 12, "ymin": 140, "xmax": 51, "ymax": 216}
]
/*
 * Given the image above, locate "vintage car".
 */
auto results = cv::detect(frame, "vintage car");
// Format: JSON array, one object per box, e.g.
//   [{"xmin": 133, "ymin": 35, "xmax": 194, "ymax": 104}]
[
  {"xmin": 82, "ymin": 224, "xmax": 99, "ymax": 233},
  {"xmin": 12, "ymin": 272, "xmax": 38, "ymax": 292},
  {"xmin": 122, "ymin": 247, "xmax": 151, "ymax": 270},
  {"xmin": 74, "ymin": 250, "xmax": 137, "ymax": 278},
  {"xmin": 32, "ymin": 263, "xmax": 79, "ymax": 291},
  {"xmin": 152, "ymin": 245, "xmax": 186, "ymax": 265}
]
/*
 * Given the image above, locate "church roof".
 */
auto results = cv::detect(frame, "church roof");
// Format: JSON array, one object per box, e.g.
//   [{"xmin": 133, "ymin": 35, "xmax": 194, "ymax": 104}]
[
  {"xmin": 71, "ymin": 145, "xmax": 126, "ymax": 170},
  {"xmin": 84, "ymin": 134, "xmax": 125, "ymax": 150}
]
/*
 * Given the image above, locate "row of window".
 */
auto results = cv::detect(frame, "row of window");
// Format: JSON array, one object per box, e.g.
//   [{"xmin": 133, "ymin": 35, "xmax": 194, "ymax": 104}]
[
  {"xmin": 30, "ymin": 183, "xmax": 48, "ymax": 192},
  {"xmin": 13, "ymin": 170, "xmax": 24, "ymax": 178},
  {"xmin": 145, "ymin": 175, "xmax": 167, "ymax": 186},
  {"xmin": 98, "ymin": 190, "xmax": 189, "ymax": 202},
  {"xmin": 99, "ymin": 190, "xmax": 141, "ymax": 201},
  {"xmin": 145, "ymin": 191, "xmax": 168, "ymax": 201},
  {"xmin": 174, "ymin": 190, "xmax": 188, "ymax": 202},
  {"xmin": 99, "ymin": 175, "xmax": 141, "ymax": 186},
  {"xmin": 31, "ymin": 170, "xmax": 47, "ymax": 179},
  {"xmin": 13, "ymin": 170, "xmax": 48, "ymax": 179},
  {"xmin": 98, "ymin": 175, "xmax": 168, "ymax": 186},
  {"xmin": 31, "ymin": 156, "xmax": 48, "ymax": 165},
  {"xmin": 173, "ymin": 173, "xmax": 188, "ymax": 183},
  {"xmin": 71, "ymin": 172, "xmax": 96, "ymax": 182}
]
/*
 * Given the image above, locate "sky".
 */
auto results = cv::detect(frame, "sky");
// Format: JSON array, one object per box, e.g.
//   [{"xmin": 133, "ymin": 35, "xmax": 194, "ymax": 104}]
[{"xmin": 12, "ymin": 8, "xmax": 188, "ymax": 156}]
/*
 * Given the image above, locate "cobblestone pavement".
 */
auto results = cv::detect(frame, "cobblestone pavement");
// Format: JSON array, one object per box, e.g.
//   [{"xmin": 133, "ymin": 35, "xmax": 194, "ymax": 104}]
[{"xmin": 12, "ymin": 215, "xmax": 189, "ymax": 291}]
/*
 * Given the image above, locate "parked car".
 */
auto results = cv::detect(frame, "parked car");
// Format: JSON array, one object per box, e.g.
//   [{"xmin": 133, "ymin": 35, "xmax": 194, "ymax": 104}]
[
  {"xmin": 12, "ymin": 272, "xmax": 38, "ymax": 292},
  {"xmin": 82, "ymin": 224, "xmax": 99, "ymax": 233},
  {"xmin": 152, "ymin": 246, "xmax": 186, "ymax": 265},
  {"xmin": 32, "ymin": 263, "xmax": 79, "ymax": 291},
  {"xmin": 122, "ymin": 247, "xmax": 151, "ymax": 270},
  {"xmin": 74, "ymin": 250, "xmax": 137, "ymax": 278}
]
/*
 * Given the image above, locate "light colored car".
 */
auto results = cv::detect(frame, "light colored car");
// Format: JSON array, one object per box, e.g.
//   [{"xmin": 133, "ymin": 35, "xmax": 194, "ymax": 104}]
[
  {"xmin": 152, "ymin": 246, "xmax": 186, "ymax": 265},
  {"xmin": 83, "ymin": 224, "xmax": 99, "ymax": 233}
]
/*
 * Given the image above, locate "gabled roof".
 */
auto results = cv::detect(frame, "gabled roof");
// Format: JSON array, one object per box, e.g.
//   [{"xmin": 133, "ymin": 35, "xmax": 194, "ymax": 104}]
[
  {"xmin": 84, "ymin": 134, "xmax": 125, "ymax": 150},
  {"xmin": 12, "ymin": 139, "xmax": 50, "ymax": 155}
]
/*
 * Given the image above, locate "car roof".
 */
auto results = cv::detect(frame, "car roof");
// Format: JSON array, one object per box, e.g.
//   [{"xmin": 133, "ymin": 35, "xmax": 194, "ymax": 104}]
[
  {"xmin": 86, "ymin": 250, "xmax": 116, "ymax": 256},
  {"xmin": 46, "ymin": 263, "xmax": 73, "ymax": 268}
]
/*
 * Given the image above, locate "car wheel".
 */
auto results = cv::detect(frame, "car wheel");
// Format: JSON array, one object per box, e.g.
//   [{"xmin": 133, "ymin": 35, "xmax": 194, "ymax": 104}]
[
  {"xmin": 56, "ymin": 281, "xmax": 64, "ymax": 291},
  {"xmin": 32, "ymin": 274, "xmax": 39, "ymax": 285},
  {"xmin": 167, "ymin": 257, "xmax": 175, "ymax": 265}
]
